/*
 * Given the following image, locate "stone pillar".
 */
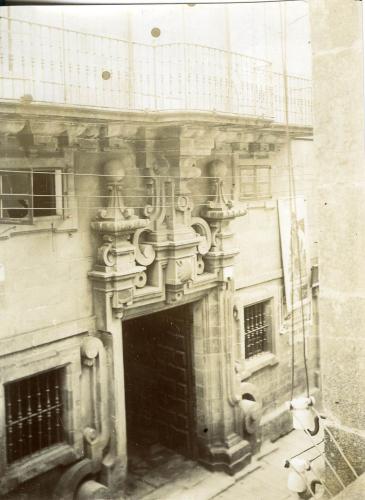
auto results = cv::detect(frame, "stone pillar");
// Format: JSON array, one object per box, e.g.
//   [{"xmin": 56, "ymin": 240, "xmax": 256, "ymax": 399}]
[
  {"xmin": 310, "ymin": 0, "xmax": 365, "ymax": 491},
  {"xmin": 193, "ymin": 284, "xmax": 251, "ymax": 475},
  {"xmin": 193, "ymin": 158, "xmax": 250, "ymax": 474}
]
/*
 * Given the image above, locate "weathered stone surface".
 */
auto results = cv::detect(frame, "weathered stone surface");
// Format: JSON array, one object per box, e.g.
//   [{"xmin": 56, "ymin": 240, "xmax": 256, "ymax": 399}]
[
  {"xmin": 309, "ymin": 0, "xmax": 365, "ymax": 484},
  {"xmin": 332, "ymin": 472, "xmax": 365, "ymax": 500},
  {"xmin": 0, "ymin": 103, "xmax": 316, "ymax": 496}
]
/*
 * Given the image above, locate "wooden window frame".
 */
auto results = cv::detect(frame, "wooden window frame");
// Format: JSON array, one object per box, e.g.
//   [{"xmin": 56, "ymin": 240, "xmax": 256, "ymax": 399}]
[
  {"xmin": 0, "ymin": 168, "xmax": 63, "ymax": 225},
  {"xmin": 0, "ymin": 158, "xmax": 78, "ymax": 238},
  {"xmin": 239, "ymin": 165, "xmax": 272, "ymax": 201}
]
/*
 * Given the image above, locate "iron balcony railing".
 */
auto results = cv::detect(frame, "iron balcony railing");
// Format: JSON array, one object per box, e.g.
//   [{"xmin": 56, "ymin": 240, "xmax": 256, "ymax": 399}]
[{"xmin": 0, "ymin": 16, "xmax": 312, "ymax": 126}]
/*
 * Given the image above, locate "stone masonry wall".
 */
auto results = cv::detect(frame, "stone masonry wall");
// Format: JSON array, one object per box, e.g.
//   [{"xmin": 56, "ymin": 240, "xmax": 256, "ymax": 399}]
[{"xmin": 310, "ymin": 0, "xmax": 365, "ymax": 491}]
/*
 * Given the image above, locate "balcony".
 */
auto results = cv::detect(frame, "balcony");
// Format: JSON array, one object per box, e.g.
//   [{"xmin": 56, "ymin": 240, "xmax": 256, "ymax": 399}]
[{"xmin": 0, "ymin": 15, "xmax": 312, "ymax": 127}]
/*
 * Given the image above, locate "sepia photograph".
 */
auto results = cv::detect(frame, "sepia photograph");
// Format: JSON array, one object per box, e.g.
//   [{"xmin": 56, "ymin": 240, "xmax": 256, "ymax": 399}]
[{"xmin": 0, "ymin": 0, "xmax": 364, "ymax": 499}]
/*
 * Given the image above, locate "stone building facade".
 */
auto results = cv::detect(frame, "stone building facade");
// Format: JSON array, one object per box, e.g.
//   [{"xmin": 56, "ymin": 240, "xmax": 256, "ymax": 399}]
[
  {"xmin": 0, "ymin": 6, "xmax": 318, "ymax": 499},
  {"xmin": 310, "ymin": 0, "xmax": 365, "ymax": 493}
]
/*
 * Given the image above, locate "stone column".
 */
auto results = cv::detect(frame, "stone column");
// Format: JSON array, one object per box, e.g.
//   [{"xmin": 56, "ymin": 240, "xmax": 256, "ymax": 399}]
[{"xmin": 310, "ymin": 0, "xmax": 365, "ymax": 491}]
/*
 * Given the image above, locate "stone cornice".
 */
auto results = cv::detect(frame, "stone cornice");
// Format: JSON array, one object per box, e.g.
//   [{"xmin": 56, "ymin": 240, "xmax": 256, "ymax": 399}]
[{"xmin": 0, "ymin": 100, "xmax": 312, "ymax": 135}]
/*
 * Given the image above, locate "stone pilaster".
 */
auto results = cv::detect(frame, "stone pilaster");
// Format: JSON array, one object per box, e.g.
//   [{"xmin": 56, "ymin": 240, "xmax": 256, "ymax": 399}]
[
  {"xmin": 193, "ymin": 158, "xmax": 250, "ymax": 474},
  {"xmin": 193, "ymin": 283, "xmax": 251, "ymax": 475}
]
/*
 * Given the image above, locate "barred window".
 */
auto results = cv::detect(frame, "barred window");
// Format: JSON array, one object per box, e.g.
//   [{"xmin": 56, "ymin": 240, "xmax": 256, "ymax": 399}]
[
  {"xmin": 244, "ymin": 300, "xmax": 271, "ymax": 359},
  {"xmin": 5, "ymin": 367, "xmax": 65, "ymax": 464},
  {"xmin": 240, "ymin": 166, "xmax": 271, "ymax": 200}
]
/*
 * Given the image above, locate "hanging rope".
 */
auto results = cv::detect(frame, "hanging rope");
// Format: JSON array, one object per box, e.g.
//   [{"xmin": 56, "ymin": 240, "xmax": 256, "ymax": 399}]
[{"xmin": 280, "ymin": 1, "xmax": 310, "ymax": 399}]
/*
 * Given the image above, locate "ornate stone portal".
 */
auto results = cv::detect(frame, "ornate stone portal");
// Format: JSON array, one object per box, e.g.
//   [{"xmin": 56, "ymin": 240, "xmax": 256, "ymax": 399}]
[{"xmin": 89, "ymin": 150, "xmax": 250, "ymax": 479}]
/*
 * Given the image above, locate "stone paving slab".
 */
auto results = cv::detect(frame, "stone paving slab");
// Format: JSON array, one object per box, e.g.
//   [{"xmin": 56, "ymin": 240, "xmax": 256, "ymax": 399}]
[
  {"xmin": 215, "ymin": 431, "xmax": 325, "ymax": 500},
  {"xmin": 119, "ymin": 430, "xmax": 326, "ymax": 500}
]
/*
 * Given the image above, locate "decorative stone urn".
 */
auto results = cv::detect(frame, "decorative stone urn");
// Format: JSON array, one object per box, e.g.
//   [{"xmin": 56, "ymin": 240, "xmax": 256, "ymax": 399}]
[
  {"xmin": 201, "ymin": 159, "xmax": 247, "ymax": 277},
  {"xmin": 89, "ymin": 159, "xmax": 149, "ymax": 317}
]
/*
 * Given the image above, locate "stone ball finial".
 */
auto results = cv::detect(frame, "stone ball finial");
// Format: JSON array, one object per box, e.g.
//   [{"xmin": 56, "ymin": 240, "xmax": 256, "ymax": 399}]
[
  {"xmin": 207, "ymin": 159, "xmax": 227, "ymax": 179},
  {"xmin": 103, "ymin": 159, "xmax": 125, "ymax": 183}
]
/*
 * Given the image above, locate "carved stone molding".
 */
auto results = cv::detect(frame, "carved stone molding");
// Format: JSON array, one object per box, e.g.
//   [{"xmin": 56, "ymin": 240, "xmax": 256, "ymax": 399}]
[
  {"xmin": 191, "ymin": 217, "xmax": 212, "ymax": 255},
  {"xmin": 202, "ymin": 159, "xmax": 246, "ymax": 221},
  {"xmin": 198, "ymin": 159, "xmax": 247, "ymax": 279},
  {"xmin": 0, "ymin": 120, "xmax": 26, "ymax": 136},
  {"xmin": 133, "ymin": 228, "xmax": 156, "ymax": 266},
  {"xmin": 29, "ymin": 120, "xmax": 67, "ymax": 137},
  {"xmin": 81, "ymin": 337, "xmax": 110, "ymax": 462},
  {"xmin": 89, "ymin": 159, "xmax": 149, "ymax": 316}
]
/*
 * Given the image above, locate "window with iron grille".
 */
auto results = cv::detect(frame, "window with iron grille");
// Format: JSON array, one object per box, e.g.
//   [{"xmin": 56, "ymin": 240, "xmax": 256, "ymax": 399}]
[
  {"xmin": 239, "ymin": 166, "xmax": 271, "ymax": 200},
  {"xmin": 0, "ymin": 169, "xmax": 63, "ymax": 224},
  {"xmin": 5, "ymin": 367, "xmax": 66, "ymax": 464},
  {"xmin": 244, "ymin": 300, "xmax": 271, "ymax": 359}
]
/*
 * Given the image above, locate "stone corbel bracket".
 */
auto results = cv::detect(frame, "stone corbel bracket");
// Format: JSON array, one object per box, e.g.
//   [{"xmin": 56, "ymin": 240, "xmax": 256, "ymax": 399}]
[{"xmin": 190, "ymin": 216, "xmax": 213, "ymax": 275}]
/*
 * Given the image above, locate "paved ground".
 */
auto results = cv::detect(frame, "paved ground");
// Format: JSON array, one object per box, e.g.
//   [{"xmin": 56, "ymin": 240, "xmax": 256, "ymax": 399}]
[
  {"xmin": 120, "ymin": 430, "xmax": 325, "ymax": 500},
  {"xmin": 215, "ymin": 430, "xmax": 325, "ymax": 500}
]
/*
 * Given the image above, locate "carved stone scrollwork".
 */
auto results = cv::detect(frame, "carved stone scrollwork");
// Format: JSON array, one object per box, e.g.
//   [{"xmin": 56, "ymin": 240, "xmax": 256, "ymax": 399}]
[
  {"xmin": 177, "ymin": 259, "xmax": 193, "ymax": 283},
  {"xmin": 202, "ymin": 159, "xmax": 246, "ymax": 220},
  {"xmin": 134, "ymin": 271, "xmax": 147, "ymax": 289},
  {"xmin": 81, "ymin": 337, "xmax": 101, "ymax": 366},
  {"xmin": 200, "ymin": 159, "xmax": 246, "ymax": 260},
  {"xmin": 89, "ymin": 158, "xmax": 150, "ymax": 315},
  {"xmin": 191, "ymin": 217, "xmax": 212, "ymax": 255},
  {"xmin": 144, "ymin": 175, "xmax": 167, "ymax": 227},
  {"xmin": 96, "ymin": 236, "xmax": 116, "ymax": 267},
  {"xmin": 176, "ymin": 195, "xmax": 193, "ymax": 213},
  {"xmin": 197, "ymin": 255, "xmax": 205, "ymax": 275},
  {"xmin": 132, "ymin": 228, "xmax": 156, "ymax": 266},
  {"xmin": 80, "ymin": 337, "xmax": 110, "ymax": 462}
]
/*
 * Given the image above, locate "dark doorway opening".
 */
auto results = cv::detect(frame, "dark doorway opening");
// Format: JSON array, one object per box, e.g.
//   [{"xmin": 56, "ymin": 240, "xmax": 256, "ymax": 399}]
[{"xmin": 123, "ymin": 304, "xmax": 196, "ymax": 462}]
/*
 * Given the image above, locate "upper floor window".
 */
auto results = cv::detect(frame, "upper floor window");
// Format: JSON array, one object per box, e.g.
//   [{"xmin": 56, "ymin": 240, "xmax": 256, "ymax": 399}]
[
  {"xmin": 5, "ymin": 367, "xmax": 65, "ymax": 464},
  {"xmin": 243, "ymin": 300, "xmax": 272, "ymax": 359},
  {"xmin": 239, "ymin": 165, "xmax": 271, "ymax": 200},
  {"xmin": 0, "ymin": 169, "xmax": 63, "ymax": 224}
]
